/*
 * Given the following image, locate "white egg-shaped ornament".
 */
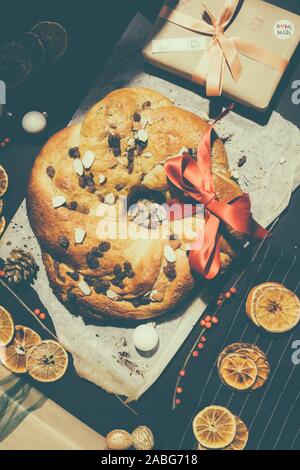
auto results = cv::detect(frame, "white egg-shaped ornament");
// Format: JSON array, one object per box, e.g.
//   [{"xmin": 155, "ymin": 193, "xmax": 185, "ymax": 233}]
[
  {"xmin": 133, "ymin": 324, "xmax": 159, "ymax": 353},
  {"xmin": 22, "ymin": 111, "xmax": 47, "ymax": 134}
]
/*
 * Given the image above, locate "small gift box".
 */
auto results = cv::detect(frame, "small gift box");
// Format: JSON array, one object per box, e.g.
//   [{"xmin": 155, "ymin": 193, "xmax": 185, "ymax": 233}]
[
  {"xmin": 142, "ymin": 0, "xmax": 300, "ymax": 110},
  {"xmin": 0, "ymin": 366, "xmax": 106, "ymax": 450}
]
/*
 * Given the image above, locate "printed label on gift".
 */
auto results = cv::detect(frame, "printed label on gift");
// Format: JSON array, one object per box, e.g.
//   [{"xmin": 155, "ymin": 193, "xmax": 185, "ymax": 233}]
[
  {"xmin": 152, "ymin": 37, "xmax": 206, "ymax": 53},
  {"xmin": 273, "ymin": 20, "xmax": 295, "ymax": 40}
]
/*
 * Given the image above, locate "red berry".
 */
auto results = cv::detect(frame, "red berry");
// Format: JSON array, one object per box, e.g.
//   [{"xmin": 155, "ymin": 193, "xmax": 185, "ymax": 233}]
[
  {"xmin": 0, "ymin": 270, "xmax": 5, "ymax": 277},
  {"xmin": 205, "ymin": 315, "xmax": 211, "ymax": 322},
  {"xmin": 39, "ymin": 313, "xmax": 46, "ymax": 320},
  {"xmin": 192, "ymin": 351, "xmax": 199, "ymax": 358},
  {"xmin": 179, "ymin": 370, "xmax": 185, "ymax": 377},
  {"xmin": 217, "ymin": 299, "xmax": 223, "ymax": 306},
  {"xmin": 206, "ymin": 322, "xmax": 212, "ymax": 329},
  {"xmin": 175, "ymin": 399, "xmax": 181, "ymax": 405},
  {"xmin": 200, "ymin": 320, "xmax": 206, "ymax": 327},
  {"xmin": 34, "ymin": 308, "xmax": 40, "ymax": 315},
  {"xmin": 212, "ymin": 316, "xmax": 219, "ymax": 324},
  {"xmin": 176, "ymin": 386, "xmax": 183, "ymax": 394},
  {"xmin": 198, "ymin": 343, "xmax": 204, "ymax": 349},
  {"xmin": 201, "ymin": 336, "xmax": 206, "ymax": 342},
  {"xmin": 225, "ymin": 291, "xmax": 232, "ymax": 299},
  {"xmin": 4, "ymin": 137, "xmax": 11, "ymax": 143},
  {"xmin": 230, "ymin": 287, "xmax": 237, "ymax": 294}
]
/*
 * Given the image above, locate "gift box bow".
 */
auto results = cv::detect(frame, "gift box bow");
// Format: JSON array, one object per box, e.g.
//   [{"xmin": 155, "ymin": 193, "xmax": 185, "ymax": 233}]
[
  {"xmin": 159, "ymin": 0, "xmax": 289, "ymax": 96},
  {"xmin": 165, "ymin": 105, "xmax": 269, "ymax": 279}
]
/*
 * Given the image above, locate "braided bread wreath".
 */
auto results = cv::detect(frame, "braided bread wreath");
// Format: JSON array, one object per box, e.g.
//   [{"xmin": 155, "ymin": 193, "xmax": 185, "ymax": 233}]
[{"xmin": 27, "ymin": 88, "xmax": 245, "ymax": 321}]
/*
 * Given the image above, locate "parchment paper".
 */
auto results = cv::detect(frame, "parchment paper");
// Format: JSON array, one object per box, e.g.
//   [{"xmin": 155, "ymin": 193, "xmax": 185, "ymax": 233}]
[{"xmin": 1, "ymin": 14, "xmax": 299, "ymax": 401}]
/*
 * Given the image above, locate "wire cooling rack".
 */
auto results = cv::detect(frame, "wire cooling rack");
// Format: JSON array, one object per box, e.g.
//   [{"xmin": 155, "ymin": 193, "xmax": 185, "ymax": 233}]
[{"xmin": 171, "ymin": 243, "xmax": 300, "ymax": 450}]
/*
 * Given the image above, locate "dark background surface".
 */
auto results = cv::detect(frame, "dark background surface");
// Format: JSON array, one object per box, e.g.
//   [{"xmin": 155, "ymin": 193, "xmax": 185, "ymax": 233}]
[{"xmin": 0, "ymin": 0, "xmax": 299, "ymax": 450}]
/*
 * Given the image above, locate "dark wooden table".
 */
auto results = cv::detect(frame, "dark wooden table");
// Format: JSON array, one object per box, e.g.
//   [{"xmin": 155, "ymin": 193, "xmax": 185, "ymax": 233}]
[{"xmin": 0, "ymin": 0, "xmax": 299, "ymax": 450}]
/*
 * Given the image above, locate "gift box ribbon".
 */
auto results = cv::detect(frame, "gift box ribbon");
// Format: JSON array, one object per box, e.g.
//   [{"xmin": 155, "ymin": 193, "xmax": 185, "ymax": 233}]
[
  {"xmin": 165, "ymin": 104, "xmax": 269, "ymax": 279},
  {"xmin": 159, "ymin": 0, "xmax": 289, "ymax": 96}
]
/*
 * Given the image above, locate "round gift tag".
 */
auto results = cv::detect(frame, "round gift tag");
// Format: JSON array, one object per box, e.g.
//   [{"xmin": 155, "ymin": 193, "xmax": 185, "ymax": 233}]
[{"xmin": 273, "ymin": 20, "xmax": 295, "ymax": 40}]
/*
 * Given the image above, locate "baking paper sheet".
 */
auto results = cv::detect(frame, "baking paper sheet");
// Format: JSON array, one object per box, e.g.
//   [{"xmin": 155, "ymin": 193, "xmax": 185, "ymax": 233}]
[{"xmin": 0, "ymin": 14, "xmax": 299, "ymax": 401}]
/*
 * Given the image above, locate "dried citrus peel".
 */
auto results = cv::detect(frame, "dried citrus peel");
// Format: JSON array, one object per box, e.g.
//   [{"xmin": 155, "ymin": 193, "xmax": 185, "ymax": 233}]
[
  {"xmin": 0, "ymin": 325, "xmax": 41, "ymax": 373},
  {"xmin": 193, "ymin": 406, "xmax": 237, "ymax": 449},
  {"xmin": 26, "ymin": 340, "xmax": 68, "ymax": 382},
  {"xmin": 0, "ymin": 306, "xmax": 14, "ymax": 347},
  {"xmin": 246, "ymin": 283, "xmax": 300, "ymax": 333}
]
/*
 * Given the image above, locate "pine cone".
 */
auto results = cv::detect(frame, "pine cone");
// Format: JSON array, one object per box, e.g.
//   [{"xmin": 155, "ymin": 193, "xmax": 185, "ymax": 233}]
[{"xmin": 4, "ymin": 249, "xmax": 39, "ymax": 284}]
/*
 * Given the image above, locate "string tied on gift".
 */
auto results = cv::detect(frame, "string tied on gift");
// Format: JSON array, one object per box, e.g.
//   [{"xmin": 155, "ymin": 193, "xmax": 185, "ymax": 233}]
[
  {"xmin": 165, "ymin": 104, "xmax": 269, "ymax": 280},
  {"xmin": 159, "ymin": 0, "xmax": 289, "ymax": 96},
  {"xmin": 213, "ymin": 24, "xmax": 225, "ymax": 38}
]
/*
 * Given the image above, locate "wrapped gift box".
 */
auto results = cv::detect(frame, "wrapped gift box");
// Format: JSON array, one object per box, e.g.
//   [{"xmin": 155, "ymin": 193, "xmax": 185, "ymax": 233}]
[
  {"xmin": 0, "ymin": 366, "xmax": 107, "ymax": 450},
  {"xmin": 142, "ymin": 0, "xmax": 300, "ymax": 110}
]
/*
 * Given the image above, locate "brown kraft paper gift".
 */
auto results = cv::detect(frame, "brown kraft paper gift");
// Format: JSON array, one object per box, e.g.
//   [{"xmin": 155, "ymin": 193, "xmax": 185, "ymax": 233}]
[
  {"xmin": 142, "ymin": 0, "xmax": 300, "ymax": 110},
  {"xmin": 0, "ymin": 366, "xmax": 107, "ymax": 450}
]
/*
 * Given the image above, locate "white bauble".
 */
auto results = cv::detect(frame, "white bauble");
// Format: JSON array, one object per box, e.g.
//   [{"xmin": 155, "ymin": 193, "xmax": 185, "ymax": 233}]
[
  {"xmin": 133, "ymin": 324, "xmax": 159, "ymax": 353},
  {"xmin": 22, "ymin": 111, "xmax": 47, "ymax": 134}
]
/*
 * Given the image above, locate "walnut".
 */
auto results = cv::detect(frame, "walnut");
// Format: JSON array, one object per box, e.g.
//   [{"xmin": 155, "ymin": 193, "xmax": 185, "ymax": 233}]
[
  {"xmin": 132, "ymin": 426, "xmax": 154, "ymax": 450},
  {"xmin": 106, "ymin": 429, "xmax": 132, "ymax": 450}
]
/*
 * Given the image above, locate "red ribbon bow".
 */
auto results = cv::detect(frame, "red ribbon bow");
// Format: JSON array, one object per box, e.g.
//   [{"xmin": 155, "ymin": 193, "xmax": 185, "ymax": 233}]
[{"xmin": 165, "ymin": 106, "xmax": 268, "ymax": 280}]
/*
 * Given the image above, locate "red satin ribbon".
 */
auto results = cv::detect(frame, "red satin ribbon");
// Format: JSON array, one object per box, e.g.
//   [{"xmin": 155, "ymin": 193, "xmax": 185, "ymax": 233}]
[{"xmin": 165, "ymin": 106, "xmax": 268, "ymax": 279}]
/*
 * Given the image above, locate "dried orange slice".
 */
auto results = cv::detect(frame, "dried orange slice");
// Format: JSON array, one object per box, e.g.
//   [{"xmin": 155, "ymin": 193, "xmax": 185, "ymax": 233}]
[
  {"xmin": 0, "ymin": 42, "xmax": 32, "ymax": 89},
  {"xmin": 31, "ymin": 22, "xmax": 68, "ymax": 63},
  {"xmin": 219, "ymin": 353, "xmax": 258, "ymax": 391},
  {"xmin": 246, "ymin": 282, "xmax": 282, "ymax": 326},
  {"xmin": 198, "ymin": 416, "xmax": 249, "ymax": 451},
  {"xmin": 223, "ymin": 417, "xmax": 249, "ymax": 451},
  {"xmin": 217, "ymin": 342, "xmax": 244, "ymax": 370},
  {"xmin": 0, "ymin": 306, "xmax": 14, "ymax": 347},
  {"xmin": 0, "ymin": 216, "xmax": 6, "ymax": 237},
  {"xmin": 0, "ymin": 165, "xmax": 8, "ymax": 197},
  {"xmin": 14, "ymin": 32, "xmax": 45, "ymax": 74},
  {"xmin": 218, "ymin": 343, "xmax": 270, "ymax": 391},
  {"xmin": 26, "ymin": 340, "xmax": 68, "ymax": 382},
  {"xmin": 193, "ymin": 406, "xmax": 236, "ymax": 449},
  {"xmin": 247, "ymin": 283, "xmax": 300, "ymax": 333},
  {"xmin": 0, "ymin": 325, "xmax": 41, "ymax": 373},
  {"xmin": 237, "ymin": 346, "xmax": 270, "ymax": 390}
]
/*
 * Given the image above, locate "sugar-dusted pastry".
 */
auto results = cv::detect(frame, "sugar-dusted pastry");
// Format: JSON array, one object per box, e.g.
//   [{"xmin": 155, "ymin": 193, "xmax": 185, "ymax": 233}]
[{"xmin": 27, "ymin": 88, "xmax": 245, "ymax": 320}]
